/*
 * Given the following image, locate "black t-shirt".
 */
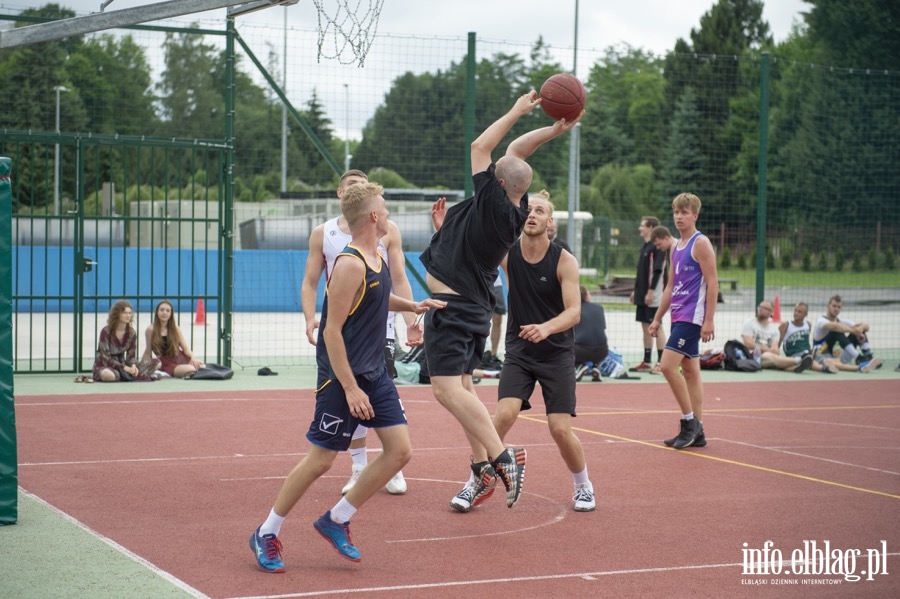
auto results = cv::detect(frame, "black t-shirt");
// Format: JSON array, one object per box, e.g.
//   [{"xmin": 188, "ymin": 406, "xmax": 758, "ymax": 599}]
[
  {"xmin": 504, "ymin": 240, "xmax": 573, "ymax": 357},
  {"xmin": 574, "ymin": 301, "xmax": 607, "ymax": 347},
  {"xmin": 634, "ymin": 240, "xmax": 667, "ymax": 304},
  {"xmin": 419, "ymin": 163, "xmax": 529, "ymax": 310}
]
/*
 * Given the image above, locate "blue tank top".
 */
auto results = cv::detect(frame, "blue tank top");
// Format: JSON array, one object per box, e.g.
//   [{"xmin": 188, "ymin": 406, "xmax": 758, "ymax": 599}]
[
  {"xmin": 316, "ymin": 245, "xmax": 391, "ymax": 383},
  {"xmin": 670, "ymin": 231, "xmax": 707, "ymax": 325}
]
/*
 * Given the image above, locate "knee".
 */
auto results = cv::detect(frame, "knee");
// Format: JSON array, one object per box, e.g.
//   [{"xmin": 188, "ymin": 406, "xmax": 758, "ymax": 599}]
[{"xmin": 100, "ymin": 369, "xmax": 117, "ymax": 382}]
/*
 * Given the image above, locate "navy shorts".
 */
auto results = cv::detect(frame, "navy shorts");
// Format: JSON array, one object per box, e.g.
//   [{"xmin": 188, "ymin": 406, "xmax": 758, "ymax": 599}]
[
  {"xmin": 491, "ymin": 284, "xmax": 507, "ymax": 315},
  {"xmin": 424, "ymin": 294, "xmax": 492, "ymax": 376},
  {"xmin": 497, "ymin": 350, "xmax": 577, "ymax": 416},
  {"xmin": 306, "ymin": 368, "xmax": 407, "ymax": 452},
  {"xmin": 665, "ymin": 322, "xmax": 701, "ymax": 358}
]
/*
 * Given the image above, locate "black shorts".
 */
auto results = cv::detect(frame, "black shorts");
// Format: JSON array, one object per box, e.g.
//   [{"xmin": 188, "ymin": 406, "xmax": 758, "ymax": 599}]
[
  {"xmin": 497, "ymin": 350, "xmax": 577, "ymax": 416},
  {"xmin": 635, "ymin": 305, "xmax": 658, "ymax": 324},
  {"xmin": 491, "ymin": 284, "xmax": 507, "ymax": 315},
  {"xmin": 424, "ymin": 294, "xmax": 492, "ymax": 376},
  {"xmin": 575, "ymin": 343, "xmax": 608, "ymax": 365}
]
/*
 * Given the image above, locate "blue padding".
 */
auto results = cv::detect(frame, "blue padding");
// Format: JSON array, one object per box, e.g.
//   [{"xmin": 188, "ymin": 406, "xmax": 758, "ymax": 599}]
[{"xmin": 13, "ymin": 247, "xmax": 432, "ymax": 313}]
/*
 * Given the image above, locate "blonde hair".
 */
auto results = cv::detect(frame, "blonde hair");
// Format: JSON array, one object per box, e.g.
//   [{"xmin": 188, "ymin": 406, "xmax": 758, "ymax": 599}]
[
  {"xmin": 341, "ymin": 182, "xmax": 384, "ymax": 228},
  {"xmin": 672, "ymin": 192, "xmax": 702, "ymax": 214},
  {"xmin": 532, "ymin": 189, "xmax": 554, "ymax": 214},
  {"xmin": 150, "ymin": 300, "xmax": 183, "ymax": 358}
]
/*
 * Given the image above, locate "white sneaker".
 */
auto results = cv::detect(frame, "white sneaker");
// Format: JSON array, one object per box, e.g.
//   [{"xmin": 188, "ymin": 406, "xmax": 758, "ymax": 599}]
[
  {"xmin": 385, "ymin": 470, "xmax": 408, "ymax": 495},
  {"xmin": 573, "ymin": 482, "xmax": 596, "ymax": 512},
  {"xmin": 341, "ymin": 463, "xmax": 364, "ymax": 495},
  {"xmin": 450, "ymin": 483, "xmax": 476, "ymax": 513}
]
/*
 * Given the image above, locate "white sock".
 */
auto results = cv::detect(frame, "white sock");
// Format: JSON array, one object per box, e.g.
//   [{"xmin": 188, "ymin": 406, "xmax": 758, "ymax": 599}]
[
  {"xmin": 330, "ymin": 497, "xmax": 357, "ymax": 524},
  {"xmin": 350, "ymin": 447, "xmax": 368, "ymax": 467},
  {"xmin": 259, "ymin": 508, "xmax": 285, "ymax": 538},
  {"xmin": 572, "ymin": 467, "xmax": 590, "ymax": 486},
  {"xmin": 682, "ymin": 413, "xmax": 694, "ymax": 421}
]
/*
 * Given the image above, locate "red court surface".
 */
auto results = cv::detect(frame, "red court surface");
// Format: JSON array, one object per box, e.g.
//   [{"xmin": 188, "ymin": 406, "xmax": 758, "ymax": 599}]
[{"xmin": 14, "ymin": 379, "xmax": 900, "ymax": 598}]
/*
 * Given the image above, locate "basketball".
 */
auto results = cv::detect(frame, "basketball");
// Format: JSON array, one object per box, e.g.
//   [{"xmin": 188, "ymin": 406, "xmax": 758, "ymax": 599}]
[{"xmin": 539, "ymin": 73, "xmax": 587, "ymax": 122}]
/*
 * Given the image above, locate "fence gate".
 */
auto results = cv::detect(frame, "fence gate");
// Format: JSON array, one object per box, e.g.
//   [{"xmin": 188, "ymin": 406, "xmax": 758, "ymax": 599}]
[{"xmin": 4, "ymin": 132, "xmax": 230, "ymax": 374}]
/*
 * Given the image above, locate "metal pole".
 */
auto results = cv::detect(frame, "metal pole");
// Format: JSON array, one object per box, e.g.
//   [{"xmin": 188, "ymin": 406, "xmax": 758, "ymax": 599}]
[
  {"xmin": 53, "ymin": 85, "xmax": 68, "ymax": 216},
  {"xmin": 280, "ymin": 6, "xmax": 287, "ymax": 194},
  {"xmin": 344, "ymin": 84, "xmax": 351, "ymax": 172},
  {"xmin": 565, "ymin": 0, "xmax": 579, "ymax": 255},
  {"xmin": 755, "ymin": 52, "xmax": 770, "ymax": 305}
]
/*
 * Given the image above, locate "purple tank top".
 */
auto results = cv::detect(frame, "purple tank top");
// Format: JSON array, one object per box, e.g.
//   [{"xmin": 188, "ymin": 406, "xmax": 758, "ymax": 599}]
[{"xmin": 670, "ymin": 232, "xmax": 707, "ymax": 325}]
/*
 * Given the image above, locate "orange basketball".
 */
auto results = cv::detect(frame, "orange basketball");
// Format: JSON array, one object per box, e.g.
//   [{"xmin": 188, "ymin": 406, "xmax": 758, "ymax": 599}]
[{"xmin": 539, "ymin": 73, "xmax": 586, "ymax": 122}]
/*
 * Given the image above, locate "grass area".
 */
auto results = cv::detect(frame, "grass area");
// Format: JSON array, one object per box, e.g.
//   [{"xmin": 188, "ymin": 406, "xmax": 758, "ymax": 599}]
[{"xmin": 582, "ymin": 269, "xmax": 898, "ymax": 290}]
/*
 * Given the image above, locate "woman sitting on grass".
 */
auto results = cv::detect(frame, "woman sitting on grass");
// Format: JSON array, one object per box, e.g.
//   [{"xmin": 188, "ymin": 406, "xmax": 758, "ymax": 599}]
[{"xmin": 142, "ymin": 300, "xmax": 205, "ymax": 378}]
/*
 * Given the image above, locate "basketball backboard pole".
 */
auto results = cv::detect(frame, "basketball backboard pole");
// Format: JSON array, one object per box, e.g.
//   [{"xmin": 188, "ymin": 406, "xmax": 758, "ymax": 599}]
[{"xmin": 0, "ymin": 0, "xmax": 297, "ymax": 49}]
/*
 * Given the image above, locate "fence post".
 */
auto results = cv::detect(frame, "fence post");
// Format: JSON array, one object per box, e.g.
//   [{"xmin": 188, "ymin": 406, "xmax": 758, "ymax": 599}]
[
  {"xmin": 0, "ymin": 156, "xmax": 17, "ymax": 524},
  {"xmin": 755, "ymin": 52, "xmax": 770, "ymax": 306}
]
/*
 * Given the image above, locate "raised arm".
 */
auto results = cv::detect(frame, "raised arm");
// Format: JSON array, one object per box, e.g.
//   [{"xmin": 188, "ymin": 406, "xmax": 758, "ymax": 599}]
[
  {"xmin": 505, "ymin": 111, "xmax": 583, "ymax": 160},
  {"xmin": 384, "ymin": 221, "xmax": 420, "ymax": 345},
  {"xmin": 301, "ymin": 225, "xmax": 327, "ymax": 346},
  {"xmin": 471, "ymin": 91, "xmax": 541, "ymax": 175}
]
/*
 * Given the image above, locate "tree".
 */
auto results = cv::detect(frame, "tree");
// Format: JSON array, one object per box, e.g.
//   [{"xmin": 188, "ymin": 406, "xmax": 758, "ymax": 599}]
[{"xmin": 659, "ymin": 87, "xmax": 708, "ymax": 211}]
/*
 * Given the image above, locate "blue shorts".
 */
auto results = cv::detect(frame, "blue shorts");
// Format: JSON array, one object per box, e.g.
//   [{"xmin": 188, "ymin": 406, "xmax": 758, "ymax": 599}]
[
  {"xmin": 665, "ymin": 322, "xmax": 702, "ymax": 358},
  {"xmin": 306, "ymin": 368, "xmax": 407, "ymax": 452}
]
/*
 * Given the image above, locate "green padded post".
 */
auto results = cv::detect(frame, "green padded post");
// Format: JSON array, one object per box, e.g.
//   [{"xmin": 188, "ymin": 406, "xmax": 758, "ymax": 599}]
[{"xmin": 0, "ymin": 157, "xmax": 17, "ymax": 524}]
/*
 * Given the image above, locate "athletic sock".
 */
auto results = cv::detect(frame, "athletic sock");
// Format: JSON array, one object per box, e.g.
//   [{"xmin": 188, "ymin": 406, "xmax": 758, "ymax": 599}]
[
  {"xmin": 259, "ymin": 508, "xmax": 285, "ymax": 537},
  {"xmin": 682, "ymin": 412, "xmax": 694, "ymax": 421},
  {"xmin": 330, "ymin": 497, "xmax": 357, "ymax": 524},
  {"xmin": 657, "ymin": 350, "xmax": 663, "ymax": 362},
  {"xmin": 350, "ymin": 447, "xmax": 368, "ymax": 467},
  {"xmin": 572, "ymin": 467, "xmax": 590, "ymax": 486},
  {"xmin": 643, "ymin": 349, "xmax": 652, "ymax": 363}
]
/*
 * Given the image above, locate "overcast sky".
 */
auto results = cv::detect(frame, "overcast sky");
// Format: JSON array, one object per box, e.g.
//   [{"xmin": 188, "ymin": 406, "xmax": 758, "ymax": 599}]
[
  {"xmin": 7, "ymin": 0, "xmax": 811, "ymax": 138},
  {"xmin": 20, "ymin": 0, "xmax": 810, "ymax": 56}
]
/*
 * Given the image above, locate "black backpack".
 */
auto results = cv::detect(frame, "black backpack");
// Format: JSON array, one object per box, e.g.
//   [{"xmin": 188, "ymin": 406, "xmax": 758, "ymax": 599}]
[{"xmin": 723, "ymin": 340, "xmax": 761, "ymax": 372}]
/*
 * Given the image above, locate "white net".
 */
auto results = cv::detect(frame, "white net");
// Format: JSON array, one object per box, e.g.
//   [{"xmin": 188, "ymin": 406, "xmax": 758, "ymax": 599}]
[{"xmin": 312, "ymin": 0, "xmax": 386, "ymax": 66}]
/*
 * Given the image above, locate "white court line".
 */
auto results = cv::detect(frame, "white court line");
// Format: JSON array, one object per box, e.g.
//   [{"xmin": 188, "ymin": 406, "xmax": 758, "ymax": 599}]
[
  {"xmin": 715, "ymin": 438, "xmax": 900, "ymax": 476},
  {"xmin": 17, "ymin": 396, "xmax": 436, "ymax": 407},
  {"xmin": 19, "ymin": 452, "xmax": 306, "ymax": 467},
  {"xmin": 19, "ymin": 488, "xmax": 210, "ymax": 599},
  {"xmin": 713, "ymin": 411, "xmax": 900, "ymax": 432},
  {"xmin": 221, "ymin": 561, "xmax": 744, "ymax": 599}
]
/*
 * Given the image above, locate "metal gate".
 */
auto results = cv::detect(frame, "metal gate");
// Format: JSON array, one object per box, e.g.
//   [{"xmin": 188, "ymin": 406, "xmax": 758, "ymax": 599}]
[{"xmin": 4, "ymin": 131, "xmax": 231, "ymax": 373}]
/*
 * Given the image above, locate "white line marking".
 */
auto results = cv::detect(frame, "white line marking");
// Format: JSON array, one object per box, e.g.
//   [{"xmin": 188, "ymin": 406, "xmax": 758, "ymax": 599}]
[
  {"xmin": 717, "ymin": 438, "xmax": 900, "ymax": 476},
  {"xmin": 19, "ymin": 488, "xmax": 210, "ymax": 598},
  {"xmin": 221, "ymin": 561, "xmax": 744, "ymax": 599},
  {"xmin": 713, "ymin": 411, "xmax": 900, "ymax": 432}
]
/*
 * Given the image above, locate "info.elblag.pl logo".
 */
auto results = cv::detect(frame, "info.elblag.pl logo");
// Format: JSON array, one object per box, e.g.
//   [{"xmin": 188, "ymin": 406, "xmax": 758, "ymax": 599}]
[{"xmin": 741, "ymin": 540, "xmax": 889, "ymax": 585}]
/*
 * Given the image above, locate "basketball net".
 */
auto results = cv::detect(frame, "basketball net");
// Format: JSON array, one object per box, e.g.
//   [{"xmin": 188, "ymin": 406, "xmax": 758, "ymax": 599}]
[{"xmin": 311, "ymin": 0, "xmax": 385, "ymax": 67}]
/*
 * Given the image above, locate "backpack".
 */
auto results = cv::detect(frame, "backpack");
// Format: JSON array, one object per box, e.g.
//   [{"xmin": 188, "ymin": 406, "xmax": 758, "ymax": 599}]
[
  {"xmin": 397, "ymin": 345, "xmax": 430, "ymax": 384},
  {"xmin": 698, "ymin": 348, "xmax": 726, "ymax": 370},
  {"xmin": 723, "ymin": 340, "xmax": 761, "ymax": 372},
  {"xmin": 599, "ymin": 347, "xmax": 626, "ymax": 378}
]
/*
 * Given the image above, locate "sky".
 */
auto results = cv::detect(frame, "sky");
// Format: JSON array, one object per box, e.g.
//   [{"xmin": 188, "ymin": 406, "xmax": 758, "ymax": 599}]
[
  {"xmin": 5, "ymin": 0, "xmax": 811, "ymax": 137},
  {"xmin": 12, "ymin": 0, "xmax": 810, "ymax": 57}
]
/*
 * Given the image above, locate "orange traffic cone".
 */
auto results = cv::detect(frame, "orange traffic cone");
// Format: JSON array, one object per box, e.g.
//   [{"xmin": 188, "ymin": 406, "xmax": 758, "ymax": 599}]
[
  {"xmin": 772, "ymin": 295, "xmax": 781, "ymax": 323},
  {"xmin": 194, "ymin": 298, "xmax": 206, "ymax": 326}
]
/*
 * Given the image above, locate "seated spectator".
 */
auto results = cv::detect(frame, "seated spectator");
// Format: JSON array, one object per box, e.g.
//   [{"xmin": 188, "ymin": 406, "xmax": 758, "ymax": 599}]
[
  {"xmin": 778, "ymin": 302, "xmax": 840, "ymax": 373},
  {"xmin": 742, "ymin": 299, "xmax": 813, "ymax": 373},
  {"xmin": 812, "ymin": 295, "xmax": 883, "ymax": 373},
  {"xmin": 574, "ymin": 286, "xmax": 608, "ymax": 381},
  {"xmin": 142, "ymin": 299, "xmax": 205, "ymax": 378},
  {"xmin": 92, "ymin": 300, "xmax": 160, "ymax": 382}
]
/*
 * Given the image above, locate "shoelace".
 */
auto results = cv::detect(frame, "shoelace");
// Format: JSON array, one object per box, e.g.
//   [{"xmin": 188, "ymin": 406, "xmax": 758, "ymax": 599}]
[
  {"xmin": 573, "ymin": 487, "xmax": 593, "ymax": 502},
  {"xmin": 264, "ymin": 536, "xmax": 283, "ymax": 560}
]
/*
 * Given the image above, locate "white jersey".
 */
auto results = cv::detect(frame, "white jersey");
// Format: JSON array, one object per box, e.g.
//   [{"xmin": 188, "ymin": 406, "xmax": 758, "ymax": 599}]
[
  {"xmin": 322, "ymin": 217, "xmax": 394, "ymax": 339},
  {"xmin": 741, "ymin": 318, "xmax": 780, "ymax": 350}
]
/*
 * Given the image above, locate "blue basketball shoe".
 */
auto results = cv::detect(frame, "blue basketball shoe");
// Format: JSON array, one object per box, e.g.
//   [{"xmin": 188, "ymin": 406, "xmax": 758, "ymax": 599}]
[
  {"xmin": 314, "ymin": 511, "xmax": 361, "ymax": 562},
  {"xmin": 249, "ymin": 526, "xmax": 284, "ymax": 573}
]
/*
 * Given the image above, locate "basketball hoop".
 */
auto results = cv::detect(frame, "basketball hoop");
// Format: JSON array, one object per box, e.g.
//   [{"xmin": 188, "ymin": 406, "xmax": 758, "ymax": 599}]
[{"xmin": 312, "ymin": 0, "xmax": 385, "ymax": 67}]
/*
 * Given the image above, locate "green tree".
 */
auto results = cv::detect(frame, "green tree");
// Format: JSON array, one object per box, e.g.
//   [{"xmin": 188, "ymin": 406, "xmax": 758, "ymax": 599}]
[{"xmin": 659, "ymin": 87, "xmax": 708, "ymax": 210}]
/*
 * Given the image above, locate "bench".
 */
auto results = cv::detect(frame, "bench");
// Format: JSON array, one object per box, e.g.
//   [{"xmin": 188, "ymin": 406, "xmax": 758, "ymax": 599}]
[{"xmin": 719, "ymin": 278, "xmax": 738, "ymax": 291}]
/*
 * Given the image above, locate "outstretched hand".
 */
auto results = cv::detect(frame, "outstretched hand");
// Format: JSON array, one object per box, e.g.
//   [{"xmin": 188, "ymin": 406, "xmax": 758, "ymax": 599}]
[
  {"xmin": 431, "ymin": 197, "xmax": 446, "ymax": 231},
  {"xmin": 513, "ymin": 90, "xmax": 541, "ymax": 116},
  {"xmin": 551, "ymin": 109, "xmax": 584, "ymax": 133}
]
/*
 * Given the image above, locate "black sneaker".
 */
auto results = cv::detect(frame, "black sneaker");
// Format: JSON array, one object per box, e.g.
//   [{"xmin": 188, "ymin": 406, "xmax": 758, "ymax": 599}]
[
  {"xmin": 575, "ymin": 363, "xmax": 589, "ymax": 382},
  {"xmin": 492, "ymin": 448, "xmax": 526, "ymax": 508},
  {"xmin": 666, "ymin": 419, "xmax": 702, "ymax": 449},
  {"xmin": 794, "ymin": 354, "xmax": 814, "ymax": 373},
  {"xmin": 664, "ymin": 429, "xmax": 706, "ymax": 448}
]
